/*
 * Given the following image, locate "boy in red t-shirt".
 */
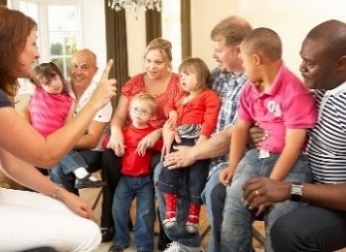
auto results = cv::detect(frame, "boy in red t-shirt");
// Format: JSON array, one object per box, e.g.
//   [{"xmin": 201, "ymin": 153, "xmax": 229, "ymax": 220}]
[{"xmin": 103, "ymin": 93, "xmax": 162, "ymax": 252}]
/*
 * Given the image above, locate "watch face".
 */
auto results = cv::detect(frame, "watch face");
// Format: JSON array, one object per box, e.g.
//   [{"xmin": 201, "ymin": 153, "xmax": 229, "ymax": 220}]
[
  {"xmin": 291, "ymin": 183, "xmax": 303, "ymax": 201},
  {"xmin": 292, "ymin": 186, "xmax": 302, "ymax": 195}
]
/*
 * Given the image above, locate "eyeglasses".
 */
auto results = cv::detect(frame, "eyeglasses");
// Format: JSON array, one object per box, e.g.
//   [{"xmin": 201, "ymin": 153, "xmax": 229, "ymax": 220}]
[{"xmin": 131, "ymin": 106, "xmax": 151, "ymax": 116}]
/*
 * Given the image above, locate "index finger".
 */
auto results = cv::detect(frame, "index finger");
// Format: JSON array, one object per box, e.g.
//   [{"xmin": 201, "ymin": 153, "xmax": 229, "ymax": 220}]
[{"xmin": 100, "ymin": 59, "xmax": 114, "ymax": 81}]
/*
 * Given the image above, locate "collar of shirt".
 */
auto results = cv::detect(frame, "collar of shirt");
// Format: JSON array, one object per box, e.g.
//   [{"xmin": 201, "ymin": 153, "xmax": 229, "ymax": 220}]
[
  {"xmin": 325, "ymin": 81, "xmax": 346, "ymax": 97},
  {"xmin": 248, "ymin": 62, "xmax": 285, "ymax": 99},
  {"xmin": 67, "ymin": 80, "xmax": 97, "ymax": 101}
]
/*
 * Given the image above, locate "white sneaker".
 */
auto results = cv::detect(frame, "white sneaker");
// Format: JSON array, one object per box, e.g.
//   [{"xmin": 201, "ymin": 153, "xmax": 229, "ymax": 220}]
[
  {"xmin": 163, "ymin": 242, "xmax": 182, "ymax": 252},
  {"xmin": 163, "ymin": 217, "xmax": 177, "ymax": 228}
]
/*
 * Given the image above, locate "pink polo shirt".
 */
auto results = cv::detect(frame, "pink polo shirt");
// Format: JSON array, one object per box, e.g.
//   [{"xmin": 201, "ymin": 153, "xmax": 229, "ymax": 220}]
[
  {"xmin": 30, "ymin": 87, "xmax": 73, "ymax": 137},
  {"xmin": 238, "ymin": 63, "xmax": 316, "ymax": 153}
]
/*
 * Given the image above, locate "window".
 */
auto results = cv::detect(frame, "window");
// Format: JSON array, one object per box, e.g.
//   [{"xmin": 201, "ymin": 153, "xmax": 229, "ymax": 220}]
[
  {"xmin": 9, "ymin": 0, "xmax": 81, "ymax": 94},
  {"xmin": 161, "ymin": 0, "xmax": 181, "ymax": 72}
]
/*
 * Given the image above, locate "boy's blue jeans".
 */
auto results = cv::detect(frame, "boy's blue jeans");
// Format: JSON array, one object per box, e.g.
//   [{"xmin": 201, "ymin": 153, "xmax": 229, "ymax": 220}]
[
  {"xmin": 112, "ymin": 175, "xmax": 155, "ymax": 251},
  {"xmin": 221, "ymin": 149, "xmax": 312, "ymax": 252}
]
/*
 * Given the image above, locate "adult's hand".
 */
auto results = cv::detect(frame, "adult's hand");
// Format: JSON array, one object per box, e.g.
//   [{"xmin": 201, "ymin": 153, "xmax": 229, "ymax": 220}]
[
  {"xmin": 108, "ymin": 126, "xmax": 125, "ymax": 156},
  {"xmin": 242, "ymin": 177, "xmax": 291, "ymax": 215},
  {"xmin": 163, "ymin": 145, "xmax": 196, "ymax": 169},
  {"xmin": 59, "ymin": 189, "xmax": 95, "ymax": 220},
  {"xmin": 249, "ymin": 125, "xmax": 267, "ymax": 148},
  {"xmin": 89, "ymin": 59, "xmax": 117, "ymax": 110},
  {"xmin": 161, "ymin": 122, "xmax": 181, "ymax": 159}
]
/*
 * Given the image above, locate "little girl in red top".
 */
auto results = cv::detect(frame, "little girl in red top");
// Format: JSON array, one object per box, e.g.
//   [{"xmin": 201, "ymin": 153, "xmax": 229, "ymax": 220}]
[
  {"xmin": 21, "ymin": 62, "xmax": 105, "ymax": 189},
  {"xmin": 157, "ymin": 58, "xmax": 221, "ymax": 233}
]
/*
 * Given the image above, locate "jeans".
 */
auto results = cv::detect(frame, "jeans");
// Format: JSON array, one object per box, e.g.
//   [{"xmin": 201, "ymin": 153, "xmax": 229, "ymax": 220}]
[
  {"xmin": 158, "ymin": 139, "xmax": 209, "ymax": 205},
  {"xmin": 58, "ymin": 150, "xmax": 88, "ymax": 174},
  {"xmin": 201, "ymin": 164, "xmax": 227, "ymax": 252},
  {"xmin": 155, "ymin": 162, "xmax": 201, "ymax": 248},
  {"xmin": 100, "ymin": 149, "xmax": 122, "ymax": 229},
  {"xmin": 50, "ymin": 150, "xmax": 102, "ymax": 194},
  {"xmin": 112, "ymin": 175, "xmax": 155, "ymax": 251},
  {"xmin": 221, "ymin": 149, "xmax": 312, "ymax": 252},
  {"xmin": 271, "ymin": 205, "xmax": 346, "ymax": 252}
]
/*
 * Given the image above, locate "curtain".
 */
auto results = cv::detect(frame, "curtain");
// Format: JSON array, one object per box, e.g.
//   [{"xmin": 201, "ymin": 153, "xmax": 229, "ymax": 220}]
[
  {"xmin": 145, "ymin": 9, "xmax": 162, "ymax": 45},
  {"xmin": 181, "ymin": 0, "xmax": 191, "ymax": 59},
  {"xmin": 104, "ymin": 1, "xmax": 129, "ymax": 106}
]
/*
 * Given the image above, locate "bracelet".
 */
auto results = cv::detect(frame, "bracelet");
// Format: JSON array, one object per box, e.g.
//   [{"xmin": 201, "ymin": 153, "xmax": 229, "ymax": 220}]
[{"xmin": 52, "ymin": 184, "xmax": 63, "ymax": 199}]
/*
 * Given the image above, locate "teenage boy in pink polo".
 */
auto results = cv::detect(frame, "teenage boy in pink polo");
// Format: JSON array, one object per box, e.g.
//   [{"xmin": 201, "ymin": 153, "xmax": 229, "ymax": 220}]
[{"xmin": 219, "ymin": 27, "xmax": 317, "ymax": 252}]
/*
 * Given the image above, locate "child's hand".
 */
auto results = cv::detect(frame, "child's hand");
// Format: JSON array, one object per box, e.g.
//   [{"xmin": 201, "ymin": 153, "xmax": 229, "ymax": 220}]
[
  {"xmin": 219, "ymin": 167, "xmax": 234, "ymax": 186},
  {"xmin": 136, "ymin": 130, "xmax": 161, "ymax": 157}
]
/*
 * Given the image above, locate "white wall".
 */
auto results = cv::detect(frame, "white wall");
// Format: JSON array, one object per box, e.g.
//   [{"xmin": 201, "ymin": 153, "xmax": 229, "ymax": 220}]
[
  {"xmin": 14, "ymin": 0, "xmax": 346, "ymax": 91},
  {"xmin": 86, "ymin": 2, "xmax": 147, "ymax": 79},
  {"xmin": 191, "ymin": 0, "xmax": 346, "ymax": 76},
  {"xmin": 125, "ymin": 12, "xmax": 147, "ymax": 77},
  {"xmin": 81, "ymin": 0, "xmax": 107, "ymax": 81}
]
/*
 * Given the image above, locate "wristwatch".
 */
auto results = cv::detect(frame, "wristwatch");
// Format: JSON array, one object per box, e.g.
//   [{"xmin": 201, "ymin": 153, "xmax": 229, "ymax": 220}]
[{"xmin": 290, "ymin": 182, "xmax": 303, "ymax": 201}]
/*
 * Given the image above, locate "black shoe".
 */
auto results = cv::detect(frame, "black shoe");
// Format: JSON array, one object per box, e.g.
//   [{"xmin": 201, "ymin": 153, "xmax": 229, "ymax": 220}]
[
  {"xmin": 75, "ymin": 175, "xmax": 107, "ymax": 189},
  {"xmin": 101, "ymin": 227, "xmax": 114, "ymax": 243},
  {"xmin": 108, "ymin": 244, "xmax": 129, "ymax": 252}
]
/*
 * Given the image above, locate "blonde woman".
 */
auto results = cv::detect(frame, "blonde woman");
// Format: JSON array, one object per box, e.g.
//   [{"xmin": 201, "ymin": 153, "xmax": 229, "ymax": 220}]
[{"xmin": 101, "ymin": 38, "xmax": 180, "ymax": 243}]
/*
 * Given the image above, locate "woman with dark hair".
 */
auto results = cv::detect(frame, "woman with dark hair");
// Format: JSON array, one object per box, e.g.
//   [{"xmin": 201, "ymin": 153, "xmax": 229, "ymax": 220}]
[{"xmin": 0, "ymin": 7, "xmax": 116, "ymax": 251}]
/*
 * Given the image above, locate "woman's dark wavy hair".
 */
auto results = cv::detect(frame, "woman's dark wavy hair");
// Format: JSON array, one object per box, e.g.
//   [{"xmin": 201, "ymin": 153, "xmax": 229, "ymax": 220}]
[{"xmin": 0, "ymin": 6, "xmax": 36, "ymax": 100}]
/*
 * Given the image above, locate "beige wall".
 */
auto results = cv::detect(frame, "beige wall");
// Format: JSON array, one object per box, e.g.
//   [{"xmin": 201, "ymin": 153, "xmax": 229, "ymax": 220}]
[
  {"xmin": 15, "ymin": 94, "xmax": 30, "ymax": 111},
  {"xmin": 191, "ymin": 0, "xmax": 346, "ymax": 75}
]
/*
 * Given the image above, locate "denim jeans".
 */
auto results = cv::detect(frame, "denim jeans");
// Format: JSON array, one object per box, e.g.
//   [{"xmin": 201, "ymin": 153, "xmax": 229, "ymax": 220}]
[
  {"xmin": 50, "ymin": 150, "xmax": 102, "ymax": 194},
  {"xmin": 271, "ymin": 205, "xmax": 346, "ymax": 252},
  {"xmin": 154, "ymin": 162, "xmax": 201, "ymax": 248},
  {"xmin": 158, "ymin": 138, "xmax": 209, "ymax": 205},
  {"xmin": 58, "ymin": 150, "xmax": 88, "ymax": 174},
  {"xmin": 221, "ymin": 149, "xmax": 312, "ymax": 252},
  {"xmin": 112, "ymin": 175, "xmax": 155, "ymax": 251},
  {"xmin": 201, "ymin": 164, "xmax": 227, "ymax": 252}
]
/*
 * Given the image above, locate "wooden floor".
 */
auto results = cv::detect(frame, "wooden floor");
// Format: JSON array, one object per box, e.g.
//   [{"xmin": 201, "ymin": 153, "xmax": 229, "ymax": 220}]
[
  {"xmin": 79, "ymin": 173, "xmax": 346, "ymax": 252},
  {"xmin": 79, "ymin": 184, "xmax": 265, "ymax": 252}
]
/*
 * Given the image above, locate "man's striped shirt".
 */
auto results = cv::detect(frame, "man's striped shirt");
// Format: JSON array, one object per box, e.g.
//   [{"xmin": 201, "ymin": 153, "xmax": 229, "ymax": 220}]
[{"xmin": 307, "ymin": 83, "xmax": 346, "ymax": 184}]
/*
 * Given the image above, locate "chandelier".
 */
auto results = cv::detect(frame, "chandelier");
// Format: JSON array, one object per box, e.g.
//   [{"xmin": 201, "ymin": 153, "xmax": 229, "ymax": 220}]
[{"xmin": 108, "ymin": 0, "xmax": 162, "ymax": 13}]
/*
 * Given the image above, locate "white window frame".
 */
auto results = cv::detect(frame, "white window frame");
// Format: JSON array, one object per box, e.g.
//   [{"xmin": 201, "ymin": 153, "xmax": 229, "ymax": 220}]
[{"xmin": 9, "ymin": 0, "xmax": 82, "ymax": 93}]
